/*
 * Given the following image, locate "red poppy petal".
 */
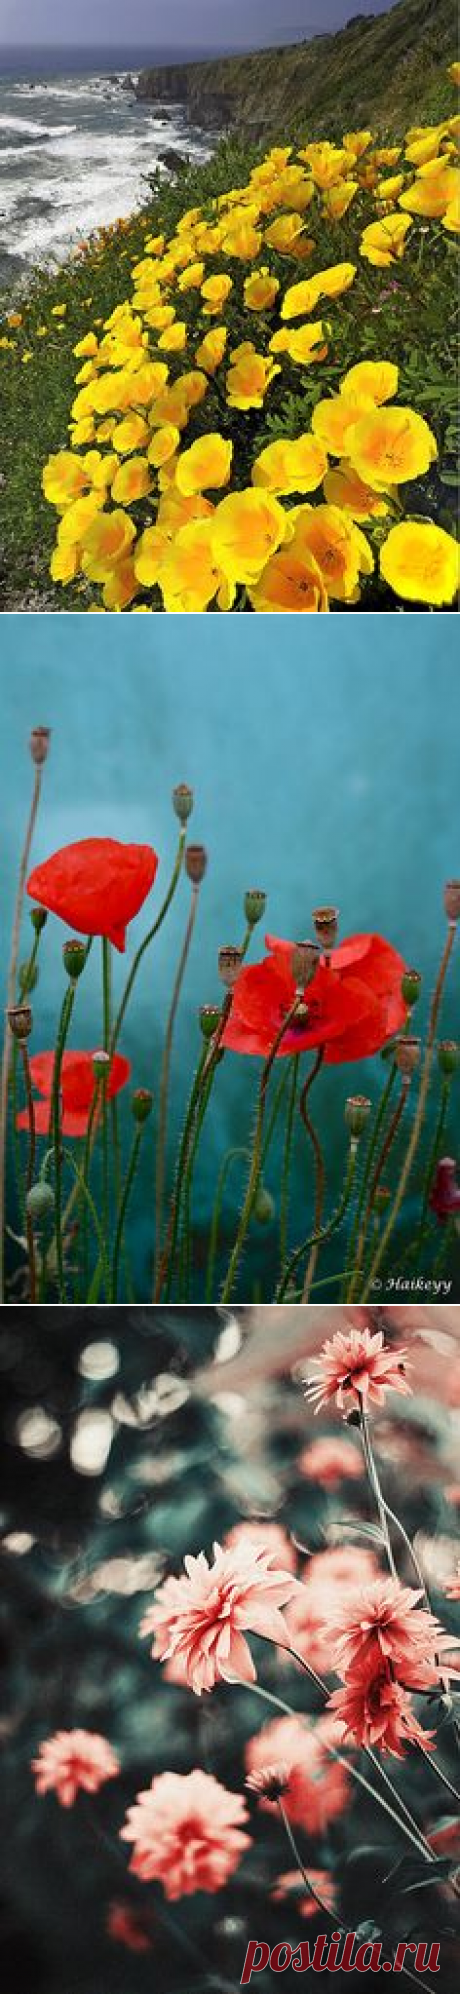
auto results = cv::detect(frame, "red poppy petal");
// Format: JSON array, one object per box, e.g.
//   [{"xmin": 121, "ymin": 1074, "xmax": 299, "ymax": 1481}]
[{"xmin": 27, "ymin": 839, "xmax": 158, "ymax": 952}]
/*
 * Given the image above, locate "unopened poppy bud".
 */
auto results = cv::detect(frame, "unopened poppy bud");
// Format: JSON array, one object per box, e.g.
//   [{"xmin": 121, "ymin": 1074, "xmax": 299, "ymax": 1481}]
[
  {"xmin": 30, "ymin": 906, "xmax": 48, "ymax": 935},
  {"xmin": 26, "ymin": 1181, "xmax": 54, "ymax": 1225},
  {"xmin": 244, "ymin": 889, "xmax": 266, "ymax": 928},
  {"xmin": 172, "ymin": 782, "xmax": 193, "ymax": 824},
  {"xmin": 63, "ymin": 938, "xmax": 87, "ymax": 982},
  {"xmin": 444, "ymin": 881, "xmax": 460, "ymax": 924},
  {"xmin": 438, "ymin": 1040, "xmax": 460, "ymax": 1076},
  {"xmin": 199, "ymin": 1004, "xmax": 221, "ymax": 1039},
  {"xmin": 131, "ymin": 1087, "xmax": 153, "ymax": 1124},
  {"xmin": 218, "ymin": 945, "xmax": 243, "ymax": 990},
  {"xmin": 246, "ymin": 1764, "xmax": 289, "ymax": 1803},
  {"xmin": 7, "ymin": 1004, "xmax": 32, "ymax": 1040},
  {"xmin": 312, "ymin": 905, "xmax": 339, "ymax": 952},
  {"xmin": 291, "ymin": 940, "xmax": 320, "ymax": 989},
  {"xmin": 253, "ymin": 1185, "xmax": 275, "ymax": 1226},
  {"xmin": 395, "ymin": 1034, "xmax": 421, "ymax": 1078},
  {"xmin": 374, "ymin": 1183, "xmax": 392, "ymax": 1214},
  {"xmin": 185, "ymin": 843, "xmax": 207, "ymax": 886},
  {"xmin": 19, "ymin": 960, "xmax": 39, "ymax": 996},
  {"xmin": 345, "ymin": 1095, "xmax": 371, "ymax": 1137},
  {"xmin": 29, "ymin": 726, "xmax": 51, "ymax": 767},
  {"xmin": 92, "ymin": 1049, "xmax": 111, "ymax": 1080},
  {"xmin": 401, "ymin": 968, "xmax": 422, "ymax": 1008}
]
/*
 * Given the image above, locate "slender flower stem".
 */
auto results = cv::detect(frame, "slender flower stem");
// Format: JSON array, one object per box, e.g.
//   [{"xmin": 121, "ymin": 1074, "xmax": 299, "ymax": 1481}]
[
  {"xmin": 205, "ymin": 1148, "xmax": 250, "ymax": 1303},
  {"xmin": 20, "ymin": 1042, "xmax": 37, "ymax": 1303},
  {"xmin": 413, "ymin": 1076, "xmax": 451, "ymax": 1265},
  {"xmin": 179, "ymin": 1057, "xmax": 218, "ymax": 1299},
  {"xmin": 351, "ymin": 1080, "xmax": 410, "ymax": 1300},
  {"xmin": 61, "ymin": 1148, "xmax": 110, "ymax": 1297},
  {"xmin": 160, "ymin": 1044, "xmax": 209, "ymax": 1303},
  {"xmin": 415, "ymin": 1737, "xmax": 460, "ymax": 1804},
  {"xmin": 300, "ymin": 1048, "xmax": 325, "ymax": 1300},
  {"xmin": 279, "ymin": 1054, "xmax": 299, "ymax": 1270},
  {"xmin": 359, "ymin": 1403, "xmax": 399, "ymax": 1580},
  {"xmin": 365, "ymin": 924, "xmax": 456, "ymax": 1292},
  {"xmin": 277, "ymin": 1800, "xmax": 344, "ymax": 1926},
  {"xmin": 78, "ymin": 1084, "xmax": 101, "ymax": 1301},
  {"xmin": 111, "ymin": 1127, "xmax": 144, "ymax": 1301},
  {"xmin": 101, "ymin": 938, "xmax": 111, "ymax": 1265},
  {"xmin": 154, "ymin": 884, "xmax": 200, "ymax": 1288},
  {"xmin": 51, "ymin": 983, "xmax": 76, "ymax": 1301},
  {"xmin": 277, "ymin": 1139, "xmax": 357, "ymax": 1301},
  {"xmin": 342, "ymin": 1059, "xmax": 397, "ymax": 1300},
  {"xmin": 221, "ymin": 996, "xmax": 303, "ymax": 1304},
  {"xmin": 0, "ymin": 763, "xmax": 42, "ymax": 1304},
  {"xmin": 283, "ymin": 1640, "xmax": 434, "ymax": 1856},
  {"xmin": 110, "ymin": 830, "xmax": 186, "ymax": 1057}
]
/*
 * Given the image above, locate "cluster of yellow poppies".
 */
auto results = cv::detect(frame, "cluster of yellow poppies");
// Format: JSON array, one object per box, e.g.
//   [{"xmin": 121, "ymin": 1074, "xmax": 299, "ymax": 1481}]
[{"xmin": 41, "ymin": 81, "xmax": 459, "ymax": 611}]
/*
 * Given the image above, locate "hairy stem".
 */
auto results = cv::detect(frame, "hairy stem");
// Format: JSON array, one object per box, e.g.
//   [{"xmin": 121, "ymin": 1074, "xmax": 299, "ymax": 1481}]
[
  {"xmin": 277, "ymin": 1138, "xmax": 357, "ymax": 1302},
  {"xmin": 111, "ymin": 1127, "xmax": 144, "ymax": 1302},
  {"xmin": 300, "ymin": 1048, "xmax": 325, "ymax": 1300},
  {"xmin": 365, "ymin": 925, "xmax": 456, "ymax": 1292},
  {"xmin": 279, "ymin": 1054, "xmax": 299, "ymax": 1270},
  {"xmin": 351, "ymin": 1080, "xmax": 410, "ymax": 1300},
  {"xmin": 221, "ymin": 997, "xmax": 303, "ymax": 1304},
  {"xmin": 0, "ymin": 764, "xmax": 42, "ymax": 1303},
  {"xmin": 154, "ymin": 885, "xmax": 200, "ymax": 1287},
  {"xmin": 342, "ymin": 1058, "xmax": 397, "ymax": 1299},
  {"xmin": 51, "ymin": 983, "xmax": 76, "ymax": 1302},
  {"xmin": 110, "ymin": 831, "xmax": 186, "ymax": 1057},
  {"xmin": 20, "ymin": 1042, "xmax": 37, "ymax": 1304}
]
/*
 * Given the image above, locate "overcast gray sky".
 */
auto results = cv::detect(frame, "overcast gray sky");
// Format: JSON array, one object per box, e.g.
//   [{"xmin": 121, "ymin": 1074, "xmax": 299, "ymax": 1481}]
[{"xmin": 0, "ymin": 0, "xmax": 395, "ymax": 51}]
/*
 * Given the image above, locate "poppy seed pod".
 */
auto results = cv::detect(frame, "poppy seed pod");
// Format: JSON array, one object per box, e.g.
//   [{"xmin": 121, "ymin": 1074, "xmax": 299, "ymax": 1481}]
[
  {"xmin": 172, "ymin": 783, "xmax": 194, "ymax": 825},
  {"xmin": 401, "ymin": 968, "xmax": 422, "ymax": 1007},
  {"xmin": 253, "ymin": 1185, "xmax": 275, "ymax": 1226},
  {"xmin": 199, "ymin": 1004, "xmax": 221, "ymax": 1040},
  {"xmin": 312, "ymin": 906, "xmax": 339, "ymax": 951},
  {"xmin": 444, "ymin": 881, "xmax": 460, "ymax": 924},
  {"xmin": 185, "ymin": 843, "xmax": 207, "ymax": 886},
  {"xmin": 244, "ymin": 889, "xmax": 266, "ymax": 928},
  {"xmin": 8, "ymin": 1004, "xmax": 32, "ymax": 1040},
  {"xmin": 345, "ymin": 1095, "xmax": 371, "ymax": 1137},
  {"xmin": 438, "ymin": 1040, "xmax": 460, "ymax": 1077},
  {"xmin": 218, "ymin": 946, "xmax": 243, "ymax": 990},
  {"xmin": 291, "ymin": 939, "xmax": 320, "ymax": 989},
  {"xmin": 131, "ymin": 1088, "xmax": 153, "ymax": 1124},
  {"xmin": 395, "ymin": 1034, "xmax": 421, "ymax": 1078},
  {"xmin": 26, "ymin": 1181, "xmax": 55, "ymax": 1225},
  {"xmin": 62, "ymin": 938, "xmax": 87, "ymax": 982},
  {"xmin": 92, "ymin": 1049, "xmax": 111, "ymax": 1079},
  {"xmin": 29, "ymin": 727, "xmax": 51, "ymax": 767},
  {"xmin": 30, "ymin": 906, "xmax": 48, "ymax": 935}
]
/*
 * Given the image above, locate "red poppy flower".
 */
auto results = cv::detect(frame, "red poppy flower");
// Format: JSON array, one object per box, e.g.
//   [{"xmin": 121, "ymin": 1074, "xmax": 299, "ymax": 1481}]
[
  {"xmin": 27, "ymin": 838, "xmax": 158, "ymax": 952},
  {"xmin": 222, "ymin": 931, "xmax": 407, "ymax": 1062},
  {"xmin": 16, "ymin": 1050, "xmax": 131, "ymax": 1138}
]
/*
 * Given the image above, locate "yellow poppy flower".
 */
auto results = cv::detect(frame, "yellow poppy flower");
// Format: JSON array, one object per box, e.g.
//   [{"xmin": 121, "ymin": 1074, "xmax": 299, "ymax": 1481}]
[
  {"xmin": 143, "ymin": 305, "xmax": 176, "ymax": 331},
  {"xmin": 252, "ymin": 434, "xmax": 328, "ymax": 496},
  {"xmin": 201, "ymin": 274, "xmax": 233, "ymax": 315},
  {"xmin": 360, "ymin": 214, "xmax": 412, "ymax": 264},
  {"xmin": 7, "ymin": 311, "xmax": 23, "ymax": 329},
  {"xmin": 111, "ymin": 456, "xmax": 151, "ymax": 504},
  {"xmin": 157, "ymin": 321, "xmax": 187, "ymax": 352},
  {"xmin": 291, "ymin": 502, "xmax": 373, "ymax": 601},
  {"xmin": 312, "ymin": 392, "xmax": 375, "ymax": 456},
  {"xmin": 400, "ymin": 160, "xmax": 459, "ymax": 219},
  {"xmin": 448, "ymin": 61, "xmax": 460, "ymax": 85},
  {"xmin": 340, "ymin": 359, "xmax": 399, "ymax": 405},
  {"xmin": 270, "ymin": 320, "xmax": 328, "ymax": 366},
  {"xmin": 348, "ymin": 406, "xmax": 437, "ymax": 489},
  {"xmin": 175, "ymin": 433, "xmax": 233, "ymax": 496},
  {"xmin": 442, "ymin": 189, "xmax": 460, "ymax": 231},
  {"xmin": 57, "ymin": 491, "xmax": 105, "ymax": 545},
  {"xmin": 178, "ymin": 261, "xmax": 205, "ymax": 290},
  {"xmin": 51, "ymin": 542, "xmax": 80, "ymax": 584},
  {"xmin": 221, "ymin": 220, "xmax": 262, "ymax": 260},
  {"xmin": 147, "ymin": 424, "xmax": 181, "ymax": 468},
  {"xmin": 159, "ymin": 520, "xmax": 223, "ymax": 612},
  {"xmin": 323, "ymin": 458, "xmax": 390, "ymax": 520},
  {"xmin": 149, "ymin": 386, "xmax": 190, "ymax": 431},
  {"xmin": 158, "ymin": 490, "xmax": 213, "ymax": 534},
  {"xmin": 43, "ymin": 451, "xmax": 92, "ymax": 510},
  {"xmin": 178, "ymin": 370, "xmax": 209, "ymax": 409},
  {"xmin": 281, "ymin": 263, "xmax": 355, "ymax": 319},
  {"xmin": 70, "ymin": 419, "xmax": 97, "ymax": 446},
  {"xmin": 322, "ymin": 181, "xmax": 358, "ymax": 219},
  {"xmin": 102, "ymin": 557, "xmax": 140, "ymax": 609},
  {"xmin": 249, "ymin": 546, "xmax": 329, "ymax": 612},
  {"xmin": 195, "ymin": 326, "xmax": 228, "ymax": 373},
  {"xmin": 134, "ymin": 524, "xmax": 170, "ymax": 587},
  {"xmin": 80, "ymin": 509, "xmax": 136, "ymax": 578},
  {"xmin": 243, "ymin": 268, "xmax": 280, "ymax": 310},
  {"xmin": 380, "ymin": 521, "xmax": 459, "ymax": 605},
  {"xmin": 375, "ymin": 174, "xmax": 406, "ymax": 202},
  {"xmin": 264, "ymin": 214, "xmax": 306, "ymax": 252},
  {"xmin": 343, "ymin": 130, "xmax": 373, "ymax": 158},
  {"xmin": 111, "ymin": 414, "xmax": 150, "ymax": 454},
  {"xmin": 211, "ymin": 489, "xmax": 287, "ymax": 585},
  {"xmin": 226, "ymin": 344, "xmax": 280, "ymax": 410}
]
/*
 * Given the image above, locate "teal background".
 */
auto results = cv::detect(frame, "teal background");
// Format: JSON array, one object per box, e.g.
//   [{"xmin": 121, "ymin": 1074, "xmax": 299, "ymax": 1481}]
[{"xmin": 1, "ymin": 611, "xmax": 458, "ymax": 1295}]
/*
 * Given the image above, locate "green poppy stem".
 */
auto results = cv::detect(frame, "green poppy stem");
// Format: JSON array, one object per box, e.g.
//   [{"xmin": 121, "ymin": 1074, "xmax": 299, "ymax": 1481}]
[
  {"xmin": 110, "ymin": 830, "xmax": 186, "ymax": 1057},
  {"xmin": 51, "ymin": 982, "xmax": 77, "ymax": 1301},
  {"xmin": 111, "ymin": 1126, "xmax": 144, "ymax": 1301},
  {"xmin": 221, "ymin": 994, "xmax": 303, "ymax": 1304},
  {"xmin": 204, "ymin": 1147, "xmax": 251, "ymax": 1304},
  {"xmin": 158, "ymin": 1042, "xmax": 208, "ymax": 1303},
  {"xmin": 279, "ymin": 1053, "xmax": 299, "ymax": 1270},
  {"xmin": 351, "ymin": 1077, "xmax": 410, "ymax": 1300},
  {"xmin": 300, "ymin": 1048, "xmax": 325, "ymax": 1300},
  {"xmin": 20, "ymin": 1041, "xmax": 37, "ymax": 1304},
  {"xmin": 342, "ymin": 1056, "xmax": 397, "ymax": 1299},
  {"xmin": 277, "ymin": 1136, "xmax": 358, "ymax": 1301},
  {"xmin": 412, "ymin": 1075, "xmax": 451, "ymax": 1264},
  {"xmin": 154, "ymin": 883, "xmax": 200, "ymax": 1289},
  {"xmin": 101, "ymin": 937, "xmax": 111, "ymax": 1266},
  {"xmin": 365, "ymin": 923, "xmax": 456, "ymax": 1294},
  {"xmin": 0, "ymin": 760, "xmax": 43, "ymax": 1305}
]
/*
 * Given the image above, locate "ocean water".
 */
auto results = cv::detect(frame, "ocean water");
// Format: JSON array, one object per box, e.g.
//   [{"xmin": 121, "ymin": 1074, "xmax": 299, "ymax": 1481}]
[
  {"xmin": 0, "ymin": 47, "xmax": 213, "ymax": 288},
  {"xmin": 1, "ymin": 615, "xmax": 459, "ymax": 1299}
]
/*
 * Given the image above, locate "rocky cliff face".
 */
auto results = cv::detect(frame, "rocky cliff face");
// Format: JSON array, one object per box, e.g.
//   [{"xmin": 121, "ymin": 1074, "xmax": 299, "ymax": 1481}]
[{"xmin": 135, "ymin": 0, "xmax": 456, "ymax": 139}]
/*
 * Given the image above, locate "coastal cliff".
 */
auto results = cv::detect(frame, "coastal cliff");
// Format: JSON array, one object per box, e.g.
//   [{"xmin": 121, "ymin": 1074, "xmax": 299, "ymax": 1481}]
[{"xmin": 136, "ymin": 0, "xmax": 456, "ymax": 139}]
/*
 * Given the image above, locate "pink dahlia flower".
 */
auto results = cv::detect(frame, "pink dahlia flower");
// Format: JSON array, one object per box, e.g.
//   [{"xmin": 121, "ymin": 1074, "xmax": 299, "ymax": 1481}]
[
  {"xmin": 298, "ymin": 1435, "xmax": 363, "ymax": 1487},
  {"xmin": 140, "ymin": 1540, "xmax": 299, "ymax": 1694},
  {"xmin": 224, "ymin": 1519, "xmax": 297, "ymax": 1573},
  {"xmin": 304, "ymin": 1321, "xmax": 411, "ymax": 1414},
  {"xmin": 327, "ymin": 1675, "xmax": 435, "ymax": 1759},
  {"xmin": 325, "ymin": 1578, "xmax": 459, "ymax": 1690},
  {"xmin": 120, "ymin": 1769, "xmax": 250, "ymax": 1898},
  {"xmin": 272, "ymin": 1868, "xmax": 337, "ymax": 1919},
  {"xmin": 286, "ymin": 1545, "xmax": 380, "ymax": 1677},
  {"xmin": 31, "ymin": 1728, "xmax": 120, "ymax": 1807},
  {"xmin": 245, "ymin": 1713, "xmax": 350, "ymax": 1834}
]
